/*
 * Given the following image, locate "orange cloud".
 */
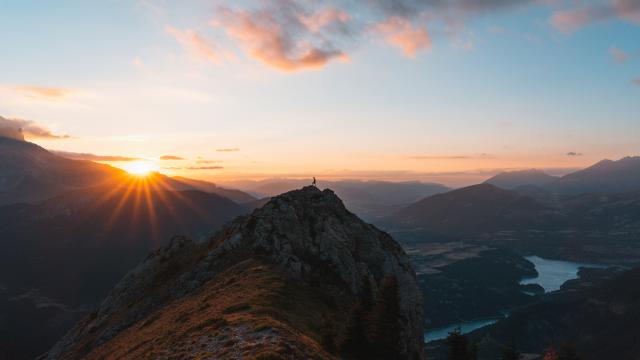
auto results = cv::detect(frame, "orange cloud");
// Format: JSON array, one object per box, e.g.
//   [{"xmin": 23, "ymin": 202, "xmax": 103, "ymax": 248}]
[
  {"xmin": 160, "ymin": 155, "xmax": 185, "ymax": 160},
  {"xmin": 375, "ymin": 17, "xmax": 431, "ymax": 57},
  {"xmin": 12, "ymin": 85, "xmax": 75, "ymax": 100}
]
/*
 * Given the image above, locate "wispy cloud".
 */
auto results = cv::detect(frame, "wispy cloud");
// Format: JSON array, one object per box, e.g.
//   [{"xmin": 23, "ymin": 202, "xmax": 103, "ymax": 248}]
[
  {"xmin": 216, "ymin": 148, "xmax": 240, "ymax": 152},
  {"xmin": 610, "ymin": 47, "xmax": 629, "ymax": 63},
  {"xmin": 52, "ymin": 150, "xmax": 142, "ymax": 162},
  {"xmin": 196, "ymin": 159, "xmax": 221, "ymax": 164},
  {"xmin": 188, "ymin": 166, "xmax": 224, "ymax": 170},
  {"xmin": 160, "ymin": 155, "xmax": 185, "ymax": 160},
  {"xmin": 566, "ymin": 151, "xmax": 583, "ymax": 156},
  {"xmin": 166, "ymin": 26, "xmax": 229, "ymax": 64},
  {"xmin": 408, "ymin": 153, "xmax": 494, "ymax": 160},
  {"xmin": 10, "ymin": 85, "xmax": 75, "ymax": 100},
  {"xmin": 551, "ymin": 0, "xmax": 640, "ymax": 33},
  {"xmin": 633, "ymin": 78, "xmax": 640, "ymax": 86},
  {"xmin": 0, "ymin": 116, "xmax": 71, "ymax": 139}
]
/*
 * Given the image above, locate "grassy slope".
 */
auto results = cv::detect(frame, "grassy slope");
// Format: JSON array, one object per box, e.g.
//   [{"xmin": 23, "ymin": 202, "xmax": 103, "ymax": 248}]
[{"xmin": 70, "ymin": 259, "xmax": 337, "ymax": 360}]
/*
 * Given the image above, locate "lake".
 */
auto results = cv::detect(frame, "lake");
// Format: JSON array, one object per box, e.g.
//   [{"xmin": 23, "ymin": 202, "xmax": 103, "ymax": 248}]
[{"xmin": 520, "ymin": 256, "xmax": 608, "ymax": 292}]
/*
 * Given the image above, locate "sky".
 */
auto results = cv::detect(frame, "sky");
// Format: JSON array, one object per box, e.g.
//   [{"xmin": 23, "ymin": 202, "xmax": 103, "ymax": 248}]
[{"xmin": 1, "ymin": 0, "xmax": 639, "ymax": 187}]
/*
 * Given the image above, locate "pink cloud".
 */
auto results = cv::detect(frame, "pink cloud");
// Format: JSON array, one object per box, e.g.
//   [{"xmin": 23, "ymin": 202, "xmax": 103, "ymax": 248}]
[
  {"xmin": 166, "ymin": 26, "xmax": 227, "ymax": 64},
  {"xmin": 551, "ymin": 0, "xmax": 640, "ymax": 32},
  {"xmin": 375, "ymin": 17, "xmax": 432, "ymax": 57},
  {"xmin": 214, "ymin": 6, "xmax": 349, "ymax": 71},
  {"xmin": 633, "ymin": 78, "xmax": 640, "ymax": 86},
  {"xmin": 616, "ymin": 0, "xmax": 640, "ymax": 23}
]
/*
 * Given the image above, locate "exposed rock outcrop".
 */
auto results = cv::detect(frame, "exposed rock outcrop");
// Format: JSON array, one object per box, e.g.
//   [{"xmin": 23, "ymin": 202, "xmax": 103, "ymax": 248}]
[{"xmin": 46, "ymin": 186, "xmax": 424, "ymax": 359}]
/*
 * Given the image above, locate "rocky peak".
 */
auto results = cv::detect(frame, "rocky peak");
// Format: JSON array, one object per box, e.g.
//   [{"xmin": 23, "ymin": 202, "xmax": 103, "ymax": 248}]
[{"xmin": 47, "ymin": 186, "xmax": 425, "ymax": 359}]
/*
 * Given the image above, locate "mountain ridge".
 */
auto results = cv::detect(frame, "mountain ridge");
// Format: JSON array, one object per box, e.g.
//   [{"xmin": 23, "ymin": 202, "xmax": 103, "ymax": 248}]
[{"xmin": 484, "ymin": 169, "xmax": 558, "ymax": 190}]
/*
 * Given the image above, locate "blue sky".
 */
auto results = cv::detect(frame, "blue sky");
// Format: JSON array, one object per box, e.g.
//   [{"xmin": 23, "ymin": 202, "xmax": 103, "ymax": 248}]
[{"xmin": 1, "ymin": 0, "xmax": 639, "ymax": 186}]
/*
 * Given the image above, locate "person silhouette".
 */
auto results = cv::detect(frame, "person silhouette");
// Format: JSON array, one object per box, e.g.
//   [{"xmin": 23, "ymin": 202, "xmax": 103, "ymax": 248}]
[{"xmin": 312, "ymin": 177, "xmax": 317, "ymax": 187}]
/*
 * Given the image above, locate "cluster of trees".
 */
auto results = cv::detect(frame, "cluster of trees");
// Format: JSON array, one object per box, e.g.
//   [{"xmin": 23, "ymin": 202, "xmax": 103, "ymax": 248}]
[
  {"xmin": 322, "ymin": 275, "xmax": 405, "ymax": 360},
  {"xmin": 542, "ymin": 346, "xmax": 581, "ymax": 360},
  {"xmin": 446, "ymin": 331, "xmax": 581, "ymax": 360},
  {"xmin": 445, "ymin": 330, "xmax": 478, "ymax": 360}
]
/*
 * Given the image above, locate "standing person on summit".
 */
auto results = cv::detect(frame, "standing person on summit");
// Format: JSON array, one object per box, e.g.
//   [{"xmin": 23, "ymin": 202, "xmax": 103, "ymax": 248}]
[{"xmin": 312, "ymin": 177, "xmax": 317, "ymax": 187}]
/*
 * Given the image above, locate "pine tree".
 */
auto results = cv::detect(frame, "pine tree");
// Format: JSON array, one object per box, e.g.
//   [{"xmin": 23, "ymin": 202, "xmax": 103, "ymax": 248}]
[
  {"xmin": 360, "ymin": 275, "xmax": 374, "ymax": 312},
  {"xmin": 470, "ymin": 340, "xmax": 479, "ymax": 360},
  {"xmin": 447, "ymin": 329, "xmax": 471, "ymax": 360},
  {"xmin": 340, "ymin": 302, "xmax": 370, "ymax": 358},
  {"xmin": 368, "ymin": 276, "xmax": 403, "ymax": 360},
  {"xmin": 339, "ymin": 276, "xmax": 376, "ymax": 359},
  {"xmin": 558, "ymin": 345, "xmax": 580, "ymax": 360},
  {"xmin": 320, "ymin": 317, "xmax": 337, "ymax": 354},
  {"xmin": 502, "ymin": 343, "xmax": 520, "ymax": 360}
]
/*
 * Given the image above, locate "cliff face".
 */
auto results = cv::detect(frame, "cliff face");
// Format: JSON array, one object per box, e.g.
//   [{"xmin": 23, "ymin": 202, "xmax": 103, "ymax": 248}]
[{"xmin": 46, "ymin": 186, "xmax": 424, "ymax": 359}]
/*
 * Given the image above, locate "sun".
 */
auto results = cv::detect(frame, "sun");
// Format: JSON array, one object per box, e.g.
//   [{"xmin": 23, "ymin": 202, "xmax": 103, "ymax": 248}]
[{"xmin": 123, "ymin": 161, "xmax": 158, "ymax": 176}]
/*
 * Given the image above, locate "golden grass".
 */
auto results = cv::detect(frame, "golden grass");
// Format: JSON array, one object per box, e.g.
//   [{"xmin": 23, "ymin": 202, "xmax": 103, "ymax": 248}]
[{"xmin": 77, "ymin": 259, "xmax": 339, "ymax": 360}]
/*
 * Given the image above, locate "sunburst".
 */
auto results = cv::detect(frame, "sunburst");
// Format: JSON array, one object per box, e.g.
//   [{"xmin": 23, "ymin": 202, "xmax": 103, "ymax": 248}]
[{"xmin": 123, "ymin": 161, "xmax": 158, "ymax": 176}]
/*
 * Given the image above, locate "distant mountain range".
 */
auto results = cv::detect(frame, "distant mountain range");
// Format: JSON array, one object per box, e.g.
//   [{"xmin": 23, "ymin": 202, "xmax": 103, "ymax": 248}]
[
  {"xmin": 484, "ymin": 156, "xmax": 640, "ymax": 194},
  {"xmin": 550, "ymin": 156, "xmax": 640, "ymax": 194},
  {"xmin": 484, "ymin": 169, "xmax": 558, "ymax": 190},
  {"xmin": 385, "ymin": 182, "xmax": 640, "ymax": 237}
]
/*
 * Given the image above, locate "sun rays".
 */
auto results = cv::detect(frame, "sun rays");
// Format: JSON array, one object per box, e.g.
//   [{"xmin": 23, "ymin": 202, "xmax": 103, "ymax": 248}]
[{"xmin": 74, "ymin": 171, "xmax": 221, "ymax": 250}]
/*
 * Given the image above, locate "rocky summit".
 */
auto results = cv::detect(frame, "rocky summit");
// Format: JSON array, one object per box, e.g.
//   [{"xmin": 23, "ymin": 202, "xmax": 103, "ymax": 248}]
[{"xmin": 45, "ymin": 186, "xmax": 424, "ymax": 359}]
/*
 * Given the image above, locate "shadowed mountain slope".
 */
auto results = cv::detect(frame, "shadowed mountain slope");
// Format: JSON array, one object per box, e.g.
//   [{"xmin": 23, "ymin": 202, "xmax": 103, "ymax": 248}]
[
  {"xmin": 387, "ymin": 184, "xmax": 552, "ymax": 236},
  {"xmin": 0, "ymin": 181, "xmax": 248, "ymax": 359},
  {"xmin": 0, "ymin": 136, "xmax": 124, "ymax": 205}
]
